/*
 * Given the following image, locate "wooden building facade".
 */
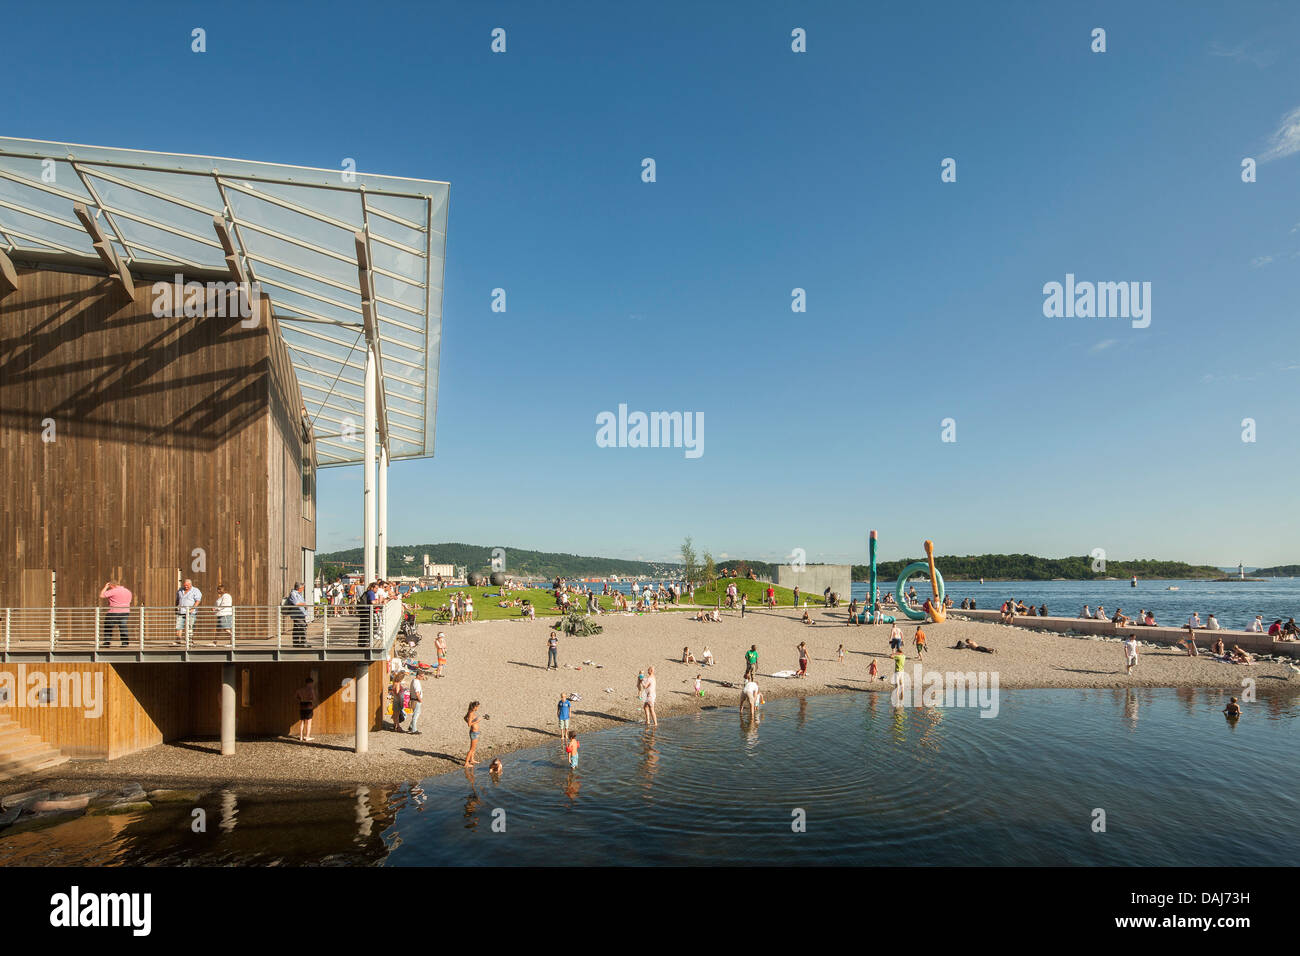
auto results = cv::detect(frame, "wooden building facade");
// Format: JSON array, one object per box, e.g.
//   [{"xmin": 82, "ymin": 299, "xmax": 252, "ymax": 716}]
[{"xmin": 0, "ymin": 263, "xmax": 316, "ymax": 609}]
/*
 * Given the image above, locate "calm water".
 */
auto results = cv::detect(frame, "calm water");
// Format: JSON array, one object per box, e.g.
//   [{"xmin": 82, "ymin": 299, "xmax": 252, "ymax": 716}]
[
  {"xmin": 567, "ymin": 579, "xmax": 1298, "ymax": 631},
  {"xmin": 3, "ymin": 689, "xmax": 1297, "ymax": 866}
]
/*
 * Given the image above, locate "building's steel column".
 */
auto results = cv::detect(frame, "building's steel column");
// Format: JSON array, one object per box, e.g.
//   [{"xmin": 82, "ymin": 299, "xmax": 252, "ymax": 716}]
[
  {"xmin": 220, "ymin": 663, "xmax": 236, "ymax": 755},
  {"xmin": 354, "ymin": 662, "xmax": 370, "ymax": 753},
  {"xmin": 363, "ymin": 345, "xmax": 377, "ymax": 584},
  {"xmin": 377, "ymin": 445, "xmax": 388, "ymax": 579}
]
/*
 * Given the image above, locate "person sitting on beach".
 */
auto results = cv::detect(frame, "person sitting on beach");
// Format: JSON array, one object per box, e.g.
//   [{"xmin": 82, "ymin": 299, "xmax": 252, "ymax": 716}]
[
  {"xmin": 959, "ymin": 638, "xmax": 996, "ymax": 654},
  {"xmin": 1015, "ymin": 600, "xmax": 1028, "ymax": 614},
  {"xmin": 682, "ymin": 646, "xmax": 698, "ymax": 664},
  {"xmin": 1206, "ymin": 613, "xmax": 1220, "ymax": 631},
  {"xmin": 710, "ymin": 607, "xmax": 721, "ymax": 623},
  {"xmin": 1038, "ymin": 604, "xmax": 1047, "ymax": 617},
  {"xmin": 1248, "ymin": 616, "xmax": 1264, "ymax": 633},
  {"xmin": 1080, "ymin": 605, "xmax": 1092, "ymax": 619},
  {"xmin": 1112, "ymin": 608, "xmax": 1130, "ymax": 626},
  {"xmin": 1025, "ymin": 604, "xmax": 1037, "ymax": 617},
  {"xmin": 1268, "ymin": 619, "xmax": 1283, "ymax": 637},
  {"xmin": 1230, "ymin": 644, "xmax": 1255, "ymax": 665},
  {"xmin": 1188, "ymin": 612, "xmax": 1202, "ymax": 629},
  {"xmin": 1211, "ymin": 638, "xmax": 1226, "ymax": 657},
  {"xmin": 801, "ymin": 609, "xmax": 814, "ymax": 625},
  {"xmin": 1143, "ymin": 610, "xmax": 1157, "ymax": 627},
  {"xmin": 999, "ymin": 602, "xmax": 1014, "ymax": 625},
  {"xmin": 1282, "ymin": 618, "xmax": 1299, "ymax": 640},
  {"xmin": 694, "ymin": 609, "xmax": 707, "ymax": 622},
  {"xmin": 1094, "ymin": 605, "xmax": 1108, "ymax": 621},
  {"xmin": 701, "ymin": 646, "xmax": 715, "ymax": 666},
  {"xmin": 489, "ymin": 757, "xmax": 504, "ymax": 776}
]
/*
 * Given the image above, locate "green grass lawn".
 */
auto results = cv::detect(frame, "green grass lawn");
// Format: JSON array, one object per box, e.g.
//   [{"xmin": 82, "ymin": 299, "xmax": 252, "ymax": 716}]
[
  {"xmin": 687, "ymin": 578, "xmax": 834, "ymax": 608},
  {"xmin": 400, "ymin": 579, "xmax": 833, "ymax": 624}
]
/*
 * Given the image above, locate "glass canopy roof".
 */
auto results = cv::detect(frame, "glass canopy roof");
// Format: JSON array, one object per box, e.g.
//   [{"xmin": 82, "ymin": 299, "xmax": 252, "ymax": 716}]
[{"xmin": 0, "ymin": 136, "xmax": 448, "ymax": 467}]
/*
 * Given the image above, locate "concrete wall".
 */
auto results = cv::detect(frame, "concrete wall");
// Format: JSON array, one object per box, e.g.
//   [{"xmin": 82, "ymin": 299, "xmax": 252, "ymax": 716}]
[
  {"xmin": 954, "ymin": 609, "xmax": 1298, "ymax": 658},
  {"xmin": 775, "ymin": 564, "xmax": 852, "ymax": 604}
]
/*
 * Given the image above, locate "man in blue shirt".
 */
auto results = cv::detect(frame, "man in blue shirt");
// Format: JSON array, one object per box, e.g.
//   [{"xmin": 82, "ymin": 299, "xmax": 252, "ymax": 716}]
[
  {"xmin": 557, "ymin": 692, "xmax": 573, "ymax": 743},
  {"xmin": 287, "ymin": 582, "xmax": 308, "ymax": 647},
  {"xmin": 175, "ymin": 579, "xmax": 203, "ymax": 644}
]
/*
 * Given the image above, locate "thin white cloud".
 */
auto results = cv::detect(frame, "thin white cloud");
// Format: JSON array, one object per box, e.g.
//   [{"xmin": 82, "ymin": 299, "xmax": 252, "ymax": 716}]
[
  {"xmin": 1251, "ymin": 255, "xmax": 1275, "ymax": 268},
  {"xmin": 1088, "ymin": 339, "xmax": 1117, "ymax": 354},
  {"xmin": 1208, "ymin": 40, "xmax": 1276, "ymax": 68},
  {"xmin": 1259, "ymin": 105, "xmax": 1300, "ymax": 162}
]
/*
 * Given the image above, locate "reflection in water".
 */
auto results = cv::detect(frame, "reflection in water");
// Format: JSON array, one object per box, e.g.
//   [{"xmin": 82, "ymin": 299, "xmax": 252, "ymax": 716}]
[
  {"xmin": 639, "ymin": 728, "xmax": 660, "ymax": 795},
  {"xmin": 1123, "ymin": 690, "xmax": 1139, "ymax": 731},
  {"xmin": 4, "ymin": 689, "xmax": 1297, "ymax": 867},
  {"xmin": 219, "ymin": 789, "xmax": 237, "ymax": 833}
]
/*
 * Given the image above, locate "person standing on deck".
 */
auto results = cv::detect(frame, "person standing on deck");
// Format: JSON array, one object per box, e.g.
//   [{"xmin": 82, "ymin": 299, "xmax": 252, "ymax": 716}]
[
  {"xmin": 288, "ymin": 582, "xmax": 308, "ymax": 647},
  {"xmin": 175, "ymin": 579, "xmax": 202, "ymax": 644},
  {"xmin": 99, "ymin": 580, "xmax": 132, "ymax": 647}
]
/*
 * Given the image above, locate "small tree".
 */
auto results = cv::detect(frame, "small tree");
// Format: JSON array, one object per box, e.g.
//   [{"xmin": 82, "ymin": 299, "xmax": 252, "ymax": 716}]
[
  {"xmin": 702, "ymin": 551, "xmax": 716, "ymax": 592},
  {"xmin": 680, "ymin": 536, "xmax": 698, "ymax": 588}
]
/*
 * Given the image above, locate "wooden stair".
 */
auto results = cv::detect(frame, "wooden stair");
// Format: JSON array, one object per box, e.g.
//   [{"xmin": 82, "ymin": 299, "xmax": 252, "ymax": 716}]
[{"xmin": 0, "ymin": 716, "xmax": 68, "ymax": 782}]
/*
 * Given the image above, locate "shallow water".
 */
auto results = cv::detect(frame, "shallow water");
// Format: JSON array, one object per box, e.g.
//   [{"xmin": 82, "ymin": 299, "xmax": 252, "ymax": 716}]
[{"xmin": 2, "ymin": 688, "xmax": 1296, "ymax": 866}]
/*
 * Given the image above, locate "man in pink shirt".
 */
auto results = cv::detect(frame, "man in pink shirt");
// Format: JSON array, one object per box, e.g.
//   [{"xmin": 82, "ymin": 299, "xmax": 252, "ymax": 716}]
[{"xmin": 99, "ymin": 580, "xmax": 133, "ymax": 647}]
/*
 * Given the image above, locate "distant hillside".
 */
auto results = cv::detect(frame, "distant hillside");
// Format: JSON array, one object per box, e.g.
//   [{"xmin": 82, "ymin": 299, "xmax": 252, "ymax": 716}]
[
  {"xmin": 1252, "ymin": 565, "xmax": 1300, "ymax": 577},
  {"xmin": 316, "ymin": 543, "xmax": 679, "ymax": 581},
  {"xmin": 859, "ymin": 554, "xmax": 1224, "ymax": 582}
]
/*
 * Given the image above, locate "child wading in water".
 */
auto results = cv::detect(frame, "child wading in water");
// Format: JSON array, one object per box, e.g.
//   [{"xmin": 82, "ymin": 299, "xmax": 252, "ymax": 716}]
[{"xmin": 566, "ymin": 734, "xmax": 580, "ymax": 769}]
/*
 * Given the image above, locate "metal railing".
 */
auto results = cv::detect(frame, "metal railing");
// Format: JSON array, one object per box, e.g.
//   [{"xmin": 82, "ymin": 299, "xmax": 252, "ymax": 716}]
[{"xmin": 0, "ymin": 603, "xmax": 403, "ymax": 655}]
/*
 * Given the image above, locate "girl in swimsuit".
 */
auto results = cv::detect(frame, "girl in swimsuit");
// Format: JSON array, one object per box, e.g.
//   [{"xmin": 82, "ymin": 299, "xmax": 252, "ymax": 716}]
[{"xmin": 464, "ymin": 700, "xmax": 482, "ymax": 767}]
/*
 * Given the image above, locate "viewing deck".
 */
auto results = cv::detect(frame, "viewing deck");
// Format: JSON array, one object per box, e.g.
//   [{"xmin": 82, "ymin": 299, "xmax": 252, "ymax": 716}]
[{"xmin": 0, "ymin": 602, "xmax": 402, "ymax": 664}]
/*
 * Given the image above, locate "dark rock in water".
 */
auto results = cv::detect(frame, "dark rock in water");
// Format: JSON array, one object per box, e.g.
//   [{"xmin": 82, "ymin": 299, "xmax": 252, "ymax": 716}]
[
  {"xmin": 0, "ymin": 806, "xmax": 21, "ymax": 829},
  {"xmin": 86, "ymin": 801, "xmax": 153, "ymax": 816},
  {"xmin": 31, "ymin": 792, "xmax": 98, "ymax": 813},
  {"xmin": 1, "ymin": 789, "xmax": 50, "ymax": 811}
]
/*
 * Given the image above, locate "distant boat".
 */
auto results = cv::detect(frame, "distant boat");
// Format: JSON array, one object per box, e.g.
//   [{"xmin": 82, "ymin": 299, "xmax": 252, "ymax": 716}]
[
  {"xmin": 1130, "ymin": 576, "xmax": 1137, "ymax": 587},
  {"xmin": 1166, "ymin": 586, "xmax": 1180, "ymax": 591}
]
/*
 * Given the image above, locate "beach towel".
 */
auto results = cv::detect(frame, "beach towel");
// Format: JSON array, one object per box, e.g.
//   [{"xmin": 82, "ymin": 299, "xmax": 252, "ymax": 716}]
[{"xmin": 770, "ymin": 670, "xmax": 798, "ymax": 678}]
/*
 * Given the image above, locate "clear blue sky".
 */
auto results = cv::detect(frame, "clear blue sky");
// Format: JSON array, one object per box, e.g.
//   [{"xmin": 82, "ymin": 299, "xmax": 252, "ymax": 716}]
[{"xmin": 6, "ymin": 1, "xmax": 1298, "ymax": 566}]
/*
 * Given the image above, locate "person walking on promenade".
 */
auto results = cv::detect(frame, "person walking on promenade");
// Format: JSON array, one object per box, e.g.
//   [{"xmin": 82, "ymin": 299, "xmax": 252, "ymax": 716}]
[
  {"xmin": 175, "ymin": 579, "xmax": 203, "ymax": 644},
  {"xmin": 547, "ymin": 630, "xmax": 559, "ymax": 670},
  {"xmin": 642, "ymin": 666, "xmax": 658, "ymax": 727},
  {"xmin": 214, "ymin": 585, "xmax": 234, "ymax": 642},
  {"xmin": 99, "ymin": 580, "xmax": 132, "ymax": 647},
  {"xmin": 740, "ymin": 592, "xmax": 747, "ymax": 619},
  {"xmin": 793, "ymin": 585, "xmax": 800, "ymax": 608},
  {"xmin": 464, "ymin": 701, "xmax": 483, "ymax": 767},
  {"xmin": 294, "ymin": 676, "xmax": 317, "ymax": 741}
]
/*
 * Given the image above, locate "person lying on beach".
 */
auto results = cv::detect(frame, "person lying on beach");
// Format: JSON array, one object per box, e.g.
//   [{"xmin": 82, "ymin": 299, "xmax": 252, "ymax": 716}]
[
  {"xmin": 801, "ymin": 610, "xmax": 814, "ymax": 625},
  {"xmin": 1230, "ymin": 645, "xmax": 1255, "ymax": 665},
  {"xmin": 956, "ymin": 638, "xmax": 996, "ymax": 654}
]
